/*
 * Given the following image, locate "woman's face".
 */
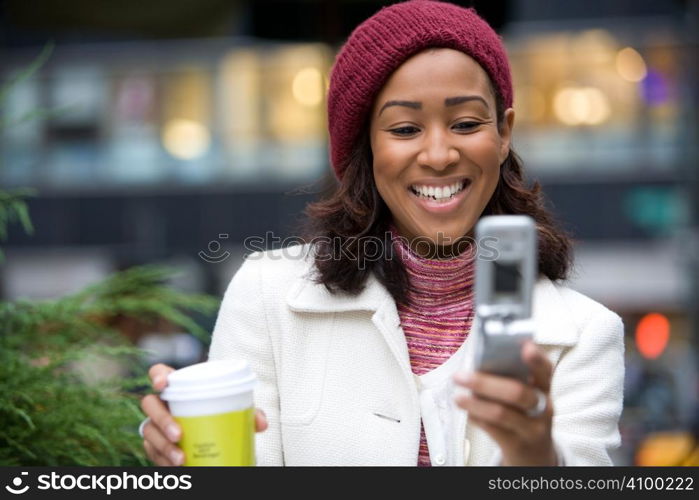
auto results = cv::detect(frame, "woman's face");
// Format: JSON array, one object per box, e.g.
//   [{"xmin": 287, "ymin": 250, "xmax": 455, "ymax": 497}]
[{"xmin": 369, "ymin": 48, "xmax": 514, "ymax": 256}]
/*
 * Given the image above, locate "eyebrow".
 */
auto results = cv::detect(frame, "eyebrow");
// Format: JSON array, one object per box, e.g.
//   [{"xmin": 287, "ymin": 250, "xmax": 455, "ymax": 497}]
[{"xmin": 378, "ymin": 95, "xmax": 489, "ymax": 116}]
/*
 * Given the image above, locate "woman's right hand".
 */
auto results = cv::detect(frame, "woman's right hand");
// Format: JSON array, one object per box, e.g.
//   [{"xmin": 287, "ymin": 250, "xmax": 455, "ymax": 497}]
[{"xmin": 140, "ymin": 363, "xmax": 268, "ymax": 466}]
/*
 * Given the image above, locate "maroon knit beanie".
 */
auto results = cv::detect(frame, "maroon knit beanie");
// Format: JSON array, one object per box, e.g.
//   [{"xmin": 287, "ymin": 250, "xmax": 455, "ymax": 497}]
[{"xmin": 327, "ymin": 0, "xmax": 513, "ymax": 179}]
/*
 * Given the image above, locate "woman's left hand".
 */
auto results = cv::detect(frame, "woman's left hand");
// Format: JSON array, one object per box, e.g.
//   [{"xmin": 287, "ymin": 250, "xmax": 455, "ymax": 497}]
[{"xmin": 453, "ymin": 340, "xmax": 557, "ymax": 466}]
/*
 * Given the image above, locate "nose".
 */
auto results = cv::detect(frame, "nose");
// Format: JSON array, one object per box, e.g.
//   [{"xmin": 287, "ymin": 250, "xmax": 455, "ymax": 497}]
[{"xmin": 416, "ymin": 127, "xmax": 460, "ymax": 171}]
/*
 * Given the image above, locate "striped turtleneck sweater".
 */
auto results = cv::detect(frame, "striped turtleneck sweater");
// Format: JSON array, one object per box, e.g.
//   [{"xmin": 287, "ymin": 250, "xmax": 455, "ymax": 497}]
[{"xmin": 390, "ymin": 228, "xmax": 476, "ymax": 467}]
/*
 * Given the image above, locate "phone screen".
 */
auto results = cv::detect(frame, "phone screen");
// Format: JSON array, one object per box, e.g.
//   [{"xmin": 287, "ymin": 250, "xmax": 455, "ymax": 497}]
[{"xmin": 493, "ymin": 261, "xmax": 521, "ymax": 302}]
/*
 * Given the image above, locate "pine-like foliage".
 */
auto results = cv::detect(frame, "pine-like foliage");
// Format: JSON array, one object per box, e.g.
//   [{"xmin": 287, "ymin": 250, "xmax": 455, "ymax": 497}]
[
  {"xmin": 0, "ymin": 263, "xmax": 219, "ymax": 465},
  {"xmin": 0, "ymin": 191, "xmax": 220, "ymax": 465},
  {"xmin": 0, "ymin": 188, "xmax": 35, "ymax": 263}
]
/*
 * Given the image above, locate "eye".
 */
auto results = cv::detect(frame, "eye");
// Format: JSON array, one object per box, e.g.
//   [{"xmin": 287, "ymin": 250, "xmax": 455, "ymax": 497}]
[
  {"xmin": 453, "ymin": 121, "xmax": 481, "ymax": 131},
  {"xmin": 389, "ymin": 126, "xmax": 420, "ymax": 136}
]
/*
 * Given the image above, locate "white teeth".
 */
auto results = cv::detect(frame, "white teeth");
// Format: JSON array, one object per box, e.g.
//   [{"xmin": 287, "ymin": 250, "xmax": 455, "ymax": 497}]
[{"xmin": 411, "ymin": 180, "xmax": 466, "ymax": 200}]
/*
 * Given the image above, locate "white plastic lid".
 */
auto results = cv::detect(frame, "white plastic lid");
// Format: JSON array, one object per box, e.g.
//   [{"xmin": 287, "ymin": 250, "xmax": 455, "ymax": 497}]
[{"xmin": 160, "ymin": 359, "xmax": 256, "ymax": 402}]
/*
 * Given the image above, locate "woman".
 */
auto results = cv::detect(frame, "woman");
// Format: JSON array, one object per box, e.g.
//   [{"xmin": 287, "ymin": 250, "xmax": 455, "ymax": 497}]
[{"xmin": 141, "ymin": 0, "xmax": 624, "ymax": 466}]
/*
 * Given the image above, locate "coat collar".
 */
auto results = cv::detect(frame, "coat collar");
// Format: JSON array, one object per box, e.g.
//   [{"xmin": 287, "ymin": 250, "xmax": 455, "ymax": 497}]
[
  {"xmin": 286, "ymin": 269, "xmax": 580, "ymax": 347},
  {"xmin": 286, "ymin": 271, "xmax": 391, "ymax": 314}
]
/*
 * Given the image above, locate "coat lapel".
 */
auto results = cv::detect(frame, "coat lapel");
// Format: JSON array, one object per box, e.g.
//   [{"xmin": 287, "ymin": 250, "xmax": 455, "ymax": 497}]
[
  {"xmin": 286, "ymin": 270, "xmax": 390, "ymax": 313},
  {"xmin": 286, "ymin": 270, "xmax": 414, "ymax": 379},
  {"xmin": 531, "ymin": 278, "xmax": 580, "ymax": 346}
]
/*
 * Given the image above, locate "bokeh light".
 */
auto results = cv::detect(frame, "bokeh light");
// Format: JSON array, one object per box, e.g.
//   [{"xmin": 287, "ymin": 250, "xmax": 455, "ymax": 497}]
[
  {"xmin": 616, "ymin": 47, "xmax": 648, "ymax": 82},
  {"xmin": 162, "ymin": 119, "xmax": 211, "ymax": 160},
  {"xmin": 635, "ymin": 432, "xmax": 698, "ymax": 466},
  {"xmin": 291, "ymin": 67, "xmax": 323, "ymax": 107},
  {"xmin": 553, "ymin": 86, "xmax": 611, "ymax": 126},
  {"xmin": 635, "ymin": 312, "xmax": 671, "ymax": 359}
]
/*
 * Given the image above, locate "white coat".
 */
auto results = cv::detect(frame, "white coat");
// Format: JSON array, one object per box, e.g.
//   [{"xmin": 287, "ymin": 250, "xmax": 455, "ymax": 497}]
[{"xmin": 208, "ymin": 244, "xmax": 625, "ymax": 466}]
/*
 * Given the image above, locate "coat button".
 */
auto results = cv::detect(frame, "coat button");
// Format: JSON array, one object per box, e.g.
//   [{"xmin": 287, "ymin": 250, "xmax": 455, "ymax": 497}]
[{"xmin": 434, "ymin": 454, "xmax": 446, "ymax": 465}]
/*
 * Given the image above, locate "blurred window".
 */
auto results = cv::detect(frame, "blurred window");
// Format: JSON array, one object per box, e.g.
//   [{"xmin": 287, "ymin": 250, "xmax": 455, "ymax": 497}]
[
  {"xmin": 0, "ymin": 40, "xmax": 332, "ymax": 191},
  {"xmin": 506, "ymin": 23, "xmax": 686, "ymax": 177}
]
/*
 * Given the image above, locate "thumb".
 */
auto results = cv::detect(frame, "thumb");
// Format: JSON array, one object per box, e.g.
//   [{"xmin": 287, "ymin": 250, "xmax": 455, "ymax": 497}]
[
  {"xmin": 148, "ymin": 364, "xmax": 175, "ymax": 392},
  {"xmin": 255, "ymin": 408, "xmax": 268, "ymax": 433},
  {"xmin": 522, "ymin": 341, "xmax": 552, "ymax": 393}
]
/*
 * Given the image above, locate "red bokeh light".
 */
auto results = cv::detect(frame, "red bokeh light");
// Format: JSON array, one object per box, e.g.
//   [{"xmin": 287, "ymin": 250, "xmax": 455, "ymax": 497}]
[{"xmin": 635, "ymin": 313, "xmax": 670, "ymax": 359}]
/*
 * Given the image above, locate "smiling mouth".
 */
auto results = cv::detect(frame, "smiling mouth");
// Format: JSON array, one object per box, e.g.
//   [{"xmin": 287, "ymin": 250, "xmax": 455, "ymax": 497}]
[{"xmin": 408, "ymin": 179, "xmax": 471, "ymax": 202}]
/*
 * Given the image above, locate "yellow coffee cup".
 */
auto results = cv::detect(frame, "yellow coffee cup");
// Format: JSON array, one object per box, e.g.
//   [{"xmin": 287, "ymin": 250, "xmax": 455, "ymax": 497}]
[{"xmin": 160, "ymin": 359, "xmax": 257, "ymax": 466}]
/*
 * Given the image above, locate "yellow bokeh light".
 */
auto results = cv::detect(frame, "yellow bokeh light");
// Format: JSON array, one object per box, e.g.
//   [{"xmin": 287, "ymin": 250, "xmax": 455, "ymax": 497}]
[
  {"xmin": 265, "ymin": 44, "xmax": 332, "ymax": 142},
  {"xmin": 554, "ymin": 88, "xmax": 583, "ymax": 125},
  {"xmin": 583, "ymin": 87, "xmax": 611, "ymax": 125},
  {"xmin": 616, "ymin": 47, "xmax": 647, "ymax": 82},
  {"xmin": 635, "ymin": 432, "xmax": 696, "ymax": 466},
  {"xmin": 162, "ymin": 119, "xmax": 211, "ymax": 160},
  {"xmin": 553, "ymin": 86, "xmax": 611, "ymax": 126},
  {"xmin": 292, "ymin": 67, "xmax": 323, "ymax": 107}
]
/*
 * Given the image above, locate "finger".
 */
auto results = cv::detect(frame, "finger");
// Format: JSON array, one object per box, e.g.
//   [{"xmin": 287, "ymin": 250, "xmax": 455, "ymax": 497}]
[
  {"xmin": 468, "ymin": 415, "xmax": 514, "ymax": 445},
  {"xmin": 142, "ymin": 420, "xmax": 185, "ymax": 466},
  {"xmin": 454, "ymin": 371, "xmax": 540, "ymax": 413},
  {"xmin": 255, "ymin": 409, "xmax": 268, "ymax": 433},
  {"xmin": 144, "ymin": 439, "xmax": 173, "ymax": 466},
  {"xmin": 148, "ymin": 364, "xmax": 176, "ymax": 392},
  {"xmin": 454, "ymin": 392, "xmax": 531, "ymax": 439},
  {"xmin": 141, "ymin": 394, "xmax": 181, "ymax": 442},
  {"xmin": 522, "ymin": 341, "xmax": 553, "ymax": 393}
]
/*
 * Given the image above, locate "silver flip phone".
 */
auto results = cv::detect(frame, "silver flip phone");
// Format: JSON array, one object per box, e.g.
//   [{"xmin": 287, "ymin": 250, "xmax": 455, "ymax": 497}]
[{"xmin": 473, "ymin": 215, "xmax": 537, "ymax": 382}]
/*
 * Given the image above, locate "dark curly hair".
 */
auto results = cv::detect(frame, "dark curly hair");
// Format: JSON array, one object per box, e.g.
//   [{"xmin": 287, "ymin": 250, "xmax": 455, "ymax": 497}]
[{"xmin": 302, "ymin": 77, "xmax": 572, "ymax": 306}]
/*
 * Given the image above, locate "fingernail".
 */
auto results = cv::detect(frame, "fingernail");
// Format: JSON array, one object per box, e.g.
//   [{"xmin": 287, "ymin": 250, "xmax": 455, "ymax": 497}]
[
  {"xmin": 153, "ymin": 375, "xmax": 163, "ymax": 388},
  {"xmin": 453, "ymin": 372, "xmax": 469, "ymax": 384},
  {"xmin": 166, "ymin": 424, "xmax": 180, "ymax": 441},
  {"xmin": 170, "ymin": 450, "xmax": 184, "ymax": 465}
]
